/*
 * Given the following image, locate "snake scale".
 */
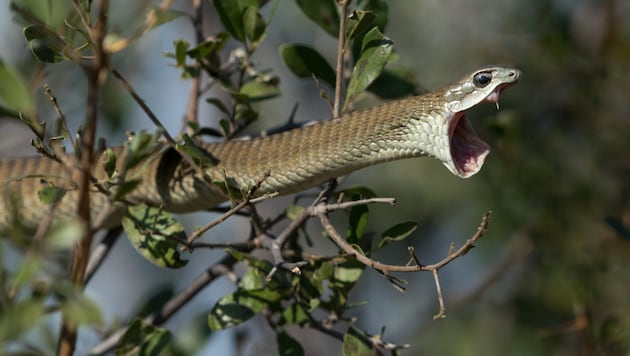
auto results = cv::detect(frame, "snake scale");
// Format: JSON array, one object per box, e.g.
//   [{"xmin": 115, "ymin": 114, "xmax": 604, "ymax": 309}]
[{"xmin": 0, "ymin": 66, "xmax": 520, "ymax": 231}]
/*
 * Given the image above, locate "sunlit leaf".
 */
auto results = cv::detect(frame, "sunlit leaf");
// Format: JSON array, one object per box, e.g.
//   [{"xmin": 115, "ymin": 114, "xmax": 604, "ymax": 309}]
[
  {"xmin": 192, "ymin": 33, "xmax": 229, "ymax": 57},
  {"xmin": 37, "ymin": 185, "xmax": 66, "ymax": 204},
  {"xmin": 123, "ymin": 131, "xmax": 160, "ymax": 170},
  {"xmin": 281, "ymin": 304, "xmax": 308, "ymax": 326},
  {"xmin": 146, "ymin": 7, "xmax": 188, "ymax": 31},
  {"xmin": 208, "ymin": 289, "xmax": 282, "ymax": 330},
  {"xmin": 46, "ymin": 220, "xmax": 83, "ymax": 250},
  {"xmin": 0, "ymin": 60, "xmax": 35, "ymax": 115},
  {"xmin": 347, "ymin": 204, "xmax": 368, "ymax": 244},
  {"xmin": 102, "ymin": 148, "xmax": 117, "ymax": 178},
  {"xmin": 345, "ymin": 27, "xmax": 393, "ymax": 107},
  {"xmin": 239, "ymin": 80, "xmax": 280, "ymax": 102},
  {"xmin": 176, "ymin": 133, "xmax": 218, "ymax": 167},
  {"xmin": 116, "ymin": 318, "xmax": 171, "ymax": 356},
  {"xmin": 334, "ymin": 260, "xmax": 365, "ymax": 286},
  {"xmin": 343, "ymin": 326, "xmax": 373, "ymax": 356},
  {"xmin": 285, "ymin": 205, "xmax": 305, "ymax": 221},
  {"xmin": 122, "ymin": 205, "xmax": 188, "ymax": 268}
]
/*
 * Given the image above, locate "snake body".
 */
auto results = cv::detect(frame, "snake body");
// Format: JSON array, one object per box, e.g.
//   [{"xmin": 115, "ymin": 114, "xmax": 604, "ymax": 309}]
[{"xmin": 0, "ymin": 66, "xmax": 520, "ymax": 230}]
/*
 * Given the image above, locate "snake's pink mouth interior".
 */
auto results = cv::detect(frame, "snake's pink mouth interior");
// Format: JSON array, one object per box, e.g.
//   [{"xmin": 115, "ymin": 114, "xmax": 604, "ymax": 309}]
[
  {"xmin": 449, "ymin": 112, "xmax": 490, "ymax": 178},
  {"xmin": 447, "ymin": 85, "xmax": 510, "ymax": 178}
]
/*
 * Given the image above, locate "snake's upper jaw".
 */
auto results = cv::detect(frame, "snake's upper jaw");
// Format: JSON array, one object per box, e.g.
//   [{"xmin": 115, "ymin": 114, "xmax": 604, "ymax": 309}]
[{"xmin": 447, "ymin": 111, "xmax": 490, "ymax": 178}]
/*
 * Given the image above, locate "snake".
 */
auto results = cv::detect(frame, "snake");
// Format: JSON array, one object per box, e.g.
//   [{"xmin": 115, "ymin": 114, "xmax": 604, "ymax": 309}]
[{"xmin": 0, "ymin": 66, "xmax": 520, "ymax": 231}]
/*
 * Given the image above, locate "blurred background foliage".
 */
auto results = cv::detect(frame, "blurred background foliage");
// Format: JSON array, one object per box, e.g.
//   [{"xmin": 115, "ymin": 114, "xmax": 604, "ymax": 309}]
[{"xmin": 1, "ymin": 0, "xmax": 630, "ymax": 355}]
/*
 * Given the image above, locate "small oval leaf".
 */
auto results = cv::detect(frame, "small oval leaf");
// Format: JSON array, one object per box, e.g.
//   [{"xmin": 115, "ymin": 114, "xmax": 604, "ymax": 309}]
[{"xmin": 345, "ymin": 27, "xmax": 393, "ymax": 107}]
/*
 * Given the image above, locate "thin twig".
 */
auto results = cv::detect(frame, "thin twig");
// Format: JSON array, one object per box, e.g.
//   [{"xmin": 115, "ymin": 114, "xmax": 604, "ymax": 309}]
[
  {"xmin": 182, "ymin": 0, "xmax": 204, "ymax": 135},
  {"xmin": 333, "ymin": 0, "xmax": 349, "ymax": 117},
  {"xmin": 87, "ymin": 253, "xmax": 241, "ymax": 355},
  {"xmin": 44, "ymin": 84, "xmax": 76, "ymax": 150},
  {"xmin": 184, "ymin": 174, "xmax": 275, "ymax": 246},
  {"xmin": 318, "ymin": 211, "xmax": 491, "ymax": 273},
  {"xmin": 84, "ymin": 227, "xmax": 122, "ymax": 284},
  {"xmin": 432, "ymin": 270, "xmax": 446, "ymax": 319},
  {"xmin": 110, "ymin": 68, "xmax": 176, "ymax": 144}
]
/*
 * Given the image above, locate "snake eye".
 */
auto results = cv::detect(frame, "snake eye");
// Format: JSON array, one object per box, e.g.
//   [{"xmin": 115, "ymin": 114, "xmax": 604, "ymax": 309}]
[{"xmin": 473, "ymin": 72, "xmax": 492, "ymax": 87}]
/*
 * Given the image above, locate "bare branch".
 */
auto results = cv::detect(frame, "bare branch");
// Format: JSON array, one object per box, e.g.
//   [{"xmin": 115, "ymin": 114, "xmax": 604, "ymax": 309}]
[{"xmin": 333, "ymin": 0, "xmax": 350, "ymax": 117}]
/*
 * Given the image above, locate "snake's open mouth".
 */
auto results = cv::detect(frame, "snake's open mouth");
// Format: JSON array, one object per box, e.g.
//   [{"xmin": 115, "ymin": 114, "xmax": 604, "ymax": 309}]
[
  {"xmin": 448, "ymin": 112, "xmax": 490, "ymax": 178},
  {"xmin": 447, "ymin": 84, "xmax": 512, "ymax": 178}
]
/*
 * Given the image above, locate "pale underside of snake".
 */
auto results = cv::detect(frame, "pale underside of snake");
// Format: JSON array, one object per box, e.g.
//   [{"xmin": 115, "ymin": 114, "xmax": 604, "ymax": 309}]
[{"xmin": 0, "ymin": 66, "xmax": 520, "ymax": 231}]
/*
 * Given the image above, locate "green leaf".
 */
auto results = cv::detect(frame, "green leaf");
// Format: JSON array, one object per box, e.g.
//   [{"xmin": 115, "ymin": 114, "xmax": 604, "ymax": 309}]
[
  {"xmin": 346, "ymin": 204, "xmax": 369, "ymax": 244},
  {"xmin": 336, "ymin": 186, "xmax": 376, "ymax": 200},
  {"xmin": 0, "ymin": 60, "xmax": 35, "ymax": 115},
  {"xmin": 122, "ymin": 205, "xmax": 188, "ymax": 268},
  {"xmin": 60, "ymin": 294, "xmax": 103, "ymax": 326},
  {"xmin": 362, "ymin": 0, "xmax": 389, "ymax": 32},
  {"xmin": 334, "ymin": 260, "xmax": 365, "ymax": 286},
  {"xmin": 205, "ymin": 97, "xmax": 230, "ymax": 114},
  {"xmin": 116, "ymin": 318, "xmax": 172, "ymax": 356},
  {"xmin": 46, "ymin": 220, "xmax": 83, "ymax": 250},
  {"xmin": 285, "ymin": 205, "xmax": 305, "ymax": 221},
  {"xmin": 367, "ymin": 68, "xmax": 417, "ymax": 99},
  {"xmin": 112, "ymin": 179, "xmax": 142, "ymax": 201},
  {"xmin": 277, "ymin": 331, "xmax": 305, "ymax": 356},
  {"xmin": 37, "ymin": 185, "xmax": 66, "ymax": 204},
  {"xmin": 239, "ymin": 80, "xmax": 280, "ymax": 102},
  {"xmin": 212, "ymin": 0, "xmax": 258, "ymax": 43},
  {"xmin": 173, "ymin": 39, "xmax": 189, "ymax": 67},
  {"xmin": 147, "ymin": 7, "xmax": 188, "ymax": 31},
  {"xmin": 124, "ymin": 131, "xmax": 160, "ymax": 170},
  {"xmin": 243, "ymin": 6, "xmax": 266, "ymax": 43},
  {"xmin": 343, "ymin": 326, "xmax": 373, "ymax": 356},
  {"xmin": 102, "ymin": 148, "xmax": 117, "ymax": 178},
  {"xmin": 295, "ymin": 0, "xmax": 339, "ymax": 37},
  {"xmin": 0, "ymin": 299, "xmax": 45, "ymax": 343},
  {"xmin": 187, "ymin": 33, "xmax": 229, "ymax": 59},
  {"xmin": 23, "ymin": 24, "xmax": 66, "ymax": 63},
  {"xmin": 208, "ymin": 289, "xmax": 282, "ymax": 330},
  {"xmin": 280, "ymin": 44, "xmax": 335, "ymax": 87},
  {"xmin": 345, "ymin": 10, "xmax": 376, "ymax": 45},
  {"xmin": 281, "ymin": 304, "xmax": 309, "ymax": 326},
  {"xmin": 345, "ymin": 27, "xmax": 393, "ymax": 107},
  {"xmin": 176, "ymin": 133, "xmax": 218, "ymax": 167},
  {"xmin": 377, "ymin": 221, "xmax": 418, "ymax": 249}
]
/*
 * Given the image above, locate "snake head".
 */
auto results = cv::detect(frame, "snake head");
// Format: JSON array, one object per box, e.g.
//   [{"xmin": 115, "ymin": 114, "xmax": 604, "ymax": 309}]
[{"xmin": 441, "ymin": 66, "xmax": 521, "ymax": 178}]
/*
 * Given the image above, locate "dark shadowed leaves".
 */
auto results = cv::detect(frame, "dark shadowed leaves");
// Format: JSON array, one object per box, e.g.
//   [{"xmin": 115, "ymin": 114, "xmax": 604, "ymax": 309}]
[
  {"xmin": 377, "ymin": 221, "xmax": 418, "ymax": 249},
  {"xmin": 280, "ymin": 44, "xmax": 336, "ymax": 88},
  {"xmin": 295, "ymin": 0, "xmax": 339, "ymax": 37},
  {"xmin": 277, "ymin": 331, "xmax": 305, "ymax": 356}
]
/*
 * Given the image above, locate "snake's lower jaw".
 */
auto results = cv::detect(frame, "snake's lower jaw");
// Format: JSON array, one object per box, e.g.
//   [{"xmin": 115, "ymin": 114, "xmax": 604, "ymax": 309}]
[{"xmin": 447, "ymin": 112, "xmax": 490, "ymax": 178}]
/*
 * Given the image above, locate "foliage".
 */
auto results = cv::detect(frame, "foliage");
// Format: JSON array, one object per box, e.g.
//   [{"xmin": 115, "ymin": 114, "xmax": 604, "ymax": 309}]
[{"xmin": 2, "ymin": 1, "xmax": 630, "ymax": 356}]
